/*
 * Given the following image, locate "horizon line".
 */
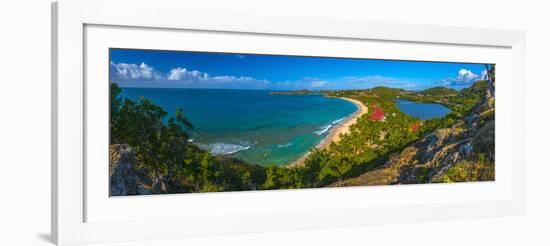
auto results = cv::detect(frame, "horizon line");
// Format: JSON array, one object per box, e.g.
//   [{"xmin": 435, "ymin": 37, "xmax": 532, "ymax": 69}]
[{"xmin": 114, "ymin": 85, "xmax": 468, "ymax": 92}]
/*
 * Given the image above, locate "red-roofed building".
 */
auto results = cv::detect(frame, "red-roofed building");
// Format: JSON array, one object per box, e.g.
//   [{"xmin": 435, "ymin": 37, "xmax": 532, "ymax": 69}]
[
  {"xmin": 369, "ymin": 107, "xmax": 385, "ymax": 122},
  {"xmin": 410, "ymin": 122, "xmax": 420, "ymax": 133}
]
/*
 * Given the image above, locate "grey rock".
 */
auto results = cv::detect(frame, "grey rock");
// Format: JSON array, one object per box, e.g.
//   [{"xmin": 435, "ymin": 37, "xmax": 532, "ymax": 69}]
[{"xmin": 109, "ymin": 144, "xmax": 140, "ymax": 196}]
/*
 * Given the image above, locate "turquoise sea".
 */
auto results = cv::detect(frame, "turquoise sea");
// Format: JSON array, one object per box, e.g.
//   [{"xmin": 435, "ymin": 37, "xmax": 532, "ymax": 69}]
[{"xmin": 120, "ymin": 88, "xmax": 358, "ymax": 166}]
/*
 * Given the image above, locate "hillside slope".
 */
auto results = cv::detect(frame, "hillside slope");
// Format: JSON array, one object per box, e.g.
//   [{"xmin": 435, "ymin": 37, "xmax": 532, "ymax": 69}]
[{"xmin": 333, "ymin": 79, "xmax": 495, "ymax": 186}]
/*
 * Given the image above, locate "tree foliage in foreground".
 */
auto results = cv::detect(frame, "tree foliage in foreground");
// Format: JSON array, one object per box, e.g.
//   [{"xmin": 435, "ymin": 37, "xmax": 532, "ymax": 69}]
[
  {"xmin": 110, "ymin": 77, "xmax": 493, "ymax": 194},
  {"xmin": 110, "ymin": 83, "xmax": 265, "ymax": 193}
]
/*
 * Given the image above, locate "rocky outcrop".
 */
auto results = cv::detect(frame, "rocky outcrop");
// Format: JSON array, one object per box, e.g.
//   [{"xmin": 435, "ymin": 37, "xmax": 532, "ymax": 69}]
[
  {"xmin": 389, "ymin": 96, "xmax": 493, "ymax": 184},
  {"xmin": 335, "ymin": 80, "xmax": 495, "ymax": 186},
  {"xmin": 395, "ymin": 129, "xmax": 472, "ymax": 184},
  {"xmin": 334, "ymin": 127, "xmax": 475, "ymax": 186},
  {"xmin": 109, "ymin": 144, "xmax": 150, "ymax": 196}
]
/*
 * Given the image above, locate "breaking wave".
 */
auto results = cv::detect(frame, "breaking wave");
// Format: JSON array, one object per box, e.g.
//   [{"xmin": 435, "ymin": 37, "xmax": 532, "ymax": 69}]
[
  {"xmin": 315, "ymin": 124, "xmax": 332, "ymax": 135},
  {"xmin": 315, "ymin": 116, "xmax": 348, "ymax": 135},
  {"xmin": 332, "ymin": 117, "xmax": 345, "ymax": 125},
  {"xmin": 199, "ymin": 142, "xmax": 251, "ymax": 155},
  {"xmin": 277, "ymin": 143, "xmax": 293, "ymax": 148}
]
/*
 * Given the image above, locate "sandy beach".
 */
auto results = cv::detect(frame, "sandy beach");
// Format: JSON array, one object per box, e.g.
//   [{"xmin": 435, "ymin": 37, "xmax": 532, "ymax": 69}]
[{"xmin": 288, "ymin": 97, "xmax": 368, "ymax": 167}]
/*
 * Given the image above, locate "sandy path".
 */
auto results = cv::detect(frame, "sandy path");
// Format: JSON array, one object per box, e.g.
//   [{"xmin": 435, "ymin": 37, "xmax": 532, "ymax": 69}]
[{"xmin": 288, "ymin": 97, "xmax": 368, "ymax": 167}]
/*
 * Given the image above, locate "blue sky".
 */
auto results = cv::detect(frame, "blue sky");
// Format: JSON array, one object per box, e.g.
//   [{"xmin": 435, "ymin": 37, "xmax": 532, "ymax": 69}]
[{"xmin": 109, "ymin": 48, "xmax": 490, "ymax": 90}]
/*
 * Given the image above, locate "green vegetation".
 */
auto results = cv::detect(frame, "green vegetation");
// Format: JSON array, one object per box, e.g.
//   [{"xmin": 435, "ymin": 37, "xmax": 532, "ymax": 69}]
[
  {"xmin": 420, "ymin": 87, "xmax": 457, "ymax": 97},
  {"xmin": 110, "ymin": 83, "xmax": 266, "ymax": 193},
  {"xmin": 110, "ymin": 67, "xmax": 495, "ymax": 194},
  {"xmin": 286, "ymin": 80, "xmax": 490, "ymax": 187},
  {"xmin": 404, "ymin": 80, "xmax": 490, "ymax": 131},
  {"xmin": 426, "ymin": 119, "xmax": 495, "ymax": 184},
  {"xmin": 297, "ymin": 89, "xmax": 423, "ymax": 186},
  {"xmin": 433, "ymin": 155, "xmax": 495, "ymax": 183}
]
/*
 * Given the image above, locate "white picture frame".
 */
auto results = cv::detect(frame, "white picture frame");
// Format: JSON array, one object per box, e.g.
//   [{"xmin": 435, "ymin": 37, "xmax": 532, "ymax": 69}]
[{"xmin": 52, "ymin": 0, "xmax": 526, "ymax": 245}]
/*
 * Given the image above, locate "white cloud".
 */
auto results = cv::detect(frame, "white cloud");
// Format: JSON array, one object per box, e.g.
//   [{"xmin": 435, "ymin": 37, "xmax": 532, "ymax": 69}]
[
  {"xmin": 268, "ymin": 75, "xmax": 418, "ymax": 90},
  {"xmin": 456, "ymin": 69, "xmax": 479, "ymax": 84},
  {"xmin": 311, "ymin": 81, "xmax": 327, "ymax": 87},
  {"xmin": 270, "ymin": 77, "xmax": 332, "ymax": 90},
  {"xmin": 346, "ymin": 75, "xmax": 398, "ymax": 84},
  {"xmin": 112, "ymin": 61, "xmax": 479, "ymax": 91},
  {"xmin": 342, "ymin": 75, "xmax": 416, "ymax": 89},
  {"xmin": 269, "ymin": 75, "xmax": 418, "ymax": 90},
  {"xmin": 167, "ymin": 68, "xmax": 209, "ymax": 81},
  {"xmin": 435, "ymin": 68, "xmax": 482, "ymax": 88},
  {"xmin": 110, "ymin": 62, "xmax": 270, "ymax": 89},
  {"xmin": 480, "ymin": 69, "xmax": 488, "ymax": 80},
  {"xmin": 303, "ymin": 77, "xmax": 328, "ymax": 88},
  {"xmin": 110, "ymin": 62, "xmax": 162, "ymax": 80},
  {"xmin": 166, "ymin": 67, "xmax": 270, "ymax": 89}
]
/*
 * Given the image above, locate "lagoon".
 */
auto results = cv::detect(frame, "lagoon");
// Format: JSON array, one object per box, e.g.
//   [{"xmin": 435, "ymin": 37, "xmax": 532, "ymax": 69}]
[{"xmin": 395, "ymin": 99, "xmax": 451, "ymax": 120}]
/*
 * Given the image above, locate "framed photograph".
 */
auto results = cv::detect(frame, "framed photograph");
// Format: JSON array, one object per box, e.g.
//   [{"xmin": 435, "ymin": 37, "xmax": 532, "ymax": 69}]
[{"xmin": 52, "ymin": 0, "xmax": 526, "ymax": 245}]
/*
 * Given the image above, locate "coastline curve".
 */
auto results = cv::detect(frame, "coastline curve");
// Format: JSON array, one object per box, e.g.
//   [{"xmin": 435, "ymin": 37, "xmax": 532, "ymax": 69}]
[{"xmin": 288, "ymin": 97, "xmax": 368, "ymax": 167}]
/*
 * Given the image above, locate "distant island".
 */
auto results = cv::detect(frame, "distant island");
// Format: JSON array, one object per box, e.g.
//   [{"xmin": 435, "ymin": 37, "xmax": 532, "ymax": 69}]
[{"xmin": 270, "ymin": 89, "xmax": 319, "ymax": 95}]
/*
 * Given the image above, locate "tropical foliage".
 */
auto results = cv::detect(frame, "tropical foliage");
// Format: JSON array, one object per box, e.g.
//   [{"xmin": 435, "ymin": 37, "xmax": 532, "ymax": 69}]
[
  {"xmin": 110, "ymin": 68, "xmax": 495, "ymax": 194},
  {"xmin": 110, "ymin": 83, "xmax": 265, "ymax": 193}
]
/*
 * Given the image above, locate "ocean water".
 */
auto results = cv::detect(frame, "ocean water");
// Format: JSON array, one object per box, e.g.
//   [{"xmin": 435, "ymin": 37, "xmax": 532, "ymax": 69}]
[
  {"xmin": 395, "ymin": 99, "xmax": 451, "ymax": 120},
  {"xmin": 120, "ymin": 88, "xmax": 358, "ymax": 166}
]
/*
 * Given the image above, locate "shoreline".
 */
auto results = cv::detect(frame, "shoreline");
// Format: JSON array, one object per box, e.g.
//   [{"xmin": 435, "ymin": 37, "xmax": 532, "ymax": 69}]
[{"xmin": 288, "ymin": 97, "xmax": 368, "ymax": 167}]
